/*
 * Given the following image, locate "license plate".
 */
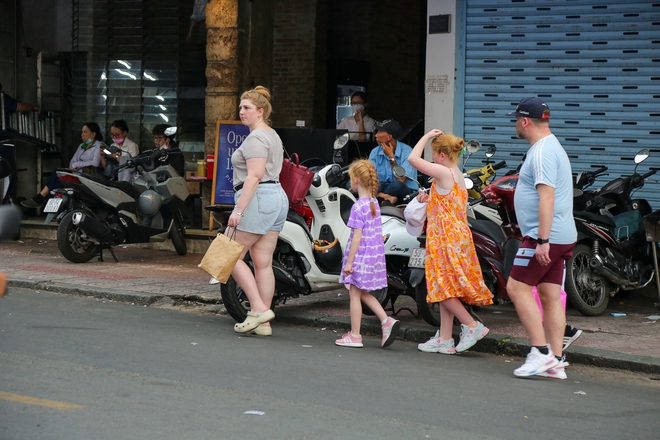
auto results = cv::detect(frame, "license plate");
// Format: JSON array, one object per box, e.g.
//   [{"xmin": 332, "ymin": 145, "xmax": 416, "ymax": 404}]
[
  {"xmin": 408, "ymin": 247, "xmax": 426, "ymax": 268},
  {"xmin": 43, "ymin": 198, "xmax": 63, "ymax": 213}
]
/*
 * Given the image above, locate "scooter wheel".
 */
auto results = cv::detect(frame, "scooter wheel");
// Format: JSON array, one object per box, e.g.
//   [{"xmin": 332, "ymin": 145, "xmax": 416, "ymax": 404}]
[
  {"xmin": 415, "ymin": 283, "xmax": 440, "ymax": 327},
  {"xmin": 56, "ymin": 210, "xmax": 99, "ymax": 263},
  {"xmin": 220, "ymin": 256, "xmax": 277, "ymax": 322},
  {"xmin": 565, "ymin": 244, "xmax": 610, "ymax": 316},
  {"xmin": 362, "ymin": 287, "xmax": 390, "ymax": 316},
  {"xmin": 170, "ymin": 212, "xmax": 187, "ymax": 255}
]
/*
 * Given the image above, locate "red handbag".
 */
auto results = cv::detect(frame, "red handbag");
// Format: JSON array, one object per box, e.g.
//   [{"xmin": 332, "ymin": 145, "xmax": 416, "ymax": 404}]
[{"xmin": 279, "ymin": 152, "xmax": 314, "ymax": 210}]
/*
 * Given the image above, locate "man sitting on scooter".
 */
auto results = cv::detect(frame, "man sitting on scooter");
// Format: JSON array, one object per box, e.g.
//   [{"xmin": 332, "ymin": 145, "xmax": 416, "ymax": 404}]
[{"xmin": 369, "ymin": 119, "xmax": 418, "ymax": 204}]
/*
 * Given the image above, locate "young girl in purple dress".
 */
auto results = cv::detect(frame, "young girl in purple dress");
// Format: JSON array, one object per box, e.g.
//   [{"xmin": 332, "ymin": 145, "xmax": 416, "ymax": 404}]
[{"xmin": 335, "ymin": 160, "xmax": 400, "ymax": 348}]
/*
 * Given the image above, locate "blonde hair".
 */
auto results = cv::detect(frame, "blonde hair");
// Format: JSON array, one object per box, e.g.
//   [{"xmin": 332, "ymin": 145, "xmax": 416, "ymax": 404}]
[
  {"xmin": 431, "ymin": 133, "xmax": 465, "ymax": 165},
  {"xmin": 240, "ymin": 85, "xmax": 273, "ymax": 125},
  {"xmin": 348, "ymin": 159, "xmax": 379, "ymax": 216}
]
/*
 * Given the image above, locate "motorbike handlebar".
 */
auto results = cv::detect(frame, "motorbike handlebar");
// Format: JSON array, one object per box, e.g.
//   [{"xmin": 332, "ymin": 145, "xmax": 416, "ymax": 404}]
[
  {"xmin": 640, "ymin": 169, "xmax": 657, "ymax": 180},
  {"xmin": 593, "ymin": 166, "xmax": 608, "ymax": 175},
  {"xmin": 493, "ymin": 160, "xmax": 507, "ymax": 170},
  {"xmin": 117, "ymin": 148, "xmax": 168, "ymax": 173}
]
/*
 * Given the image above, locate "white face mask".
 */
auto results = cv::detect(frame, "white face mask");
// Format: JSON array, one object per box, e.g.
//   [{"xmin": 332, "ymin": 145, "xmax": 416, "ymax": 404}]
[
  {"xmin": 160, "ymin": 145, "xmax": 168, "ymax": 150},
  {"xmin": 351, "ymin": 104, "xmax": 364, "ymax": 114}
]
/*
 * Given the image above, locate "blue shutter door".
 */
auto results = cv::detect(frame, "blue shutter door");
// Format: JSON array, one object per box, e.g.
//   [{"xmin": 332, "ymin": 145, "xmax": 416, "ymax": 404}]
[{"xmin": 462, "ymin": 0, "xmax": 660, "ymax": 207}]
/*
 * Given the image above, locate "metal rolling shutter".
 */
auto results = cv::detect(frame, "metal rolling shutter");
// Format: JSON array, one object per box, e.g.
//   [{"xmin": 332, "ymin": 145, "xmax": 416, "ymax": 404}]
[{"xmin": 460, "ymin": 0, "xmax": 660, "ymax": 208}]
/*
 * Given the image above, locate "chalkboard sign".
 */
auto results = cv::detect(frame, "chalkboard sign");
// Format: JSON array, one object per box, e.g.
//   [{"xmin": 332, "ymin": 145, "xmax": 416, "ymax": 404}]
[{"xmin": 212, "ymin": 120, "xmax": 250, "ymax": 205}]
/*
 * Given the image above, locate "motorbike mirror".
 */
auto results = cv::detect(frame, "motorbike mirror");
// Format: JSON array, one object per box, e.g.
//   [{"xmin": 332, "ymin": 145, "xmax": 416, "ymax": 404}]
[
  {"xmin": 392, "ymin": 165, "xmax": 406, "ymax": 179},
  {"xmin": 466, "ymin": 139, "xmax": 480, "ymax": 154},
  {"xmin": 485, "ymin": 145, "xmax": 496, "ymax": 158},
  {"xmin": 634, "ymin": 149, "xmax": 650, "ymax": 164},
  {"xmin": 334, "ymin": 133, "xmax": 350, "ymax": 150},
  {"xmin": 164, "ymin": 126, "xmax": 177, "ymax": 137}
]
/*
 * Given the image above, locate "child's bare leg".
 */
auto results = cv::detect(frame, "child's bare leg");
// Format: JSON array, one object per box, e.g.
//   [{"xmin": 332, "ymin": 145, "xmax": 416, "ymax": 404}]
[
  {"xmin": 348, "ymin": 285, "xmax": 364, "ymax": 335},
  {"xmin": 442, "ymin": 297, "xmax": 476, "ymax": 326},
  {"xmin": 360, "ymin": 291, "xmax": 388, "ymax": 322},
  {"xmin": 438, "ymin": 301, "xmax": 455, "ymax": 341}
]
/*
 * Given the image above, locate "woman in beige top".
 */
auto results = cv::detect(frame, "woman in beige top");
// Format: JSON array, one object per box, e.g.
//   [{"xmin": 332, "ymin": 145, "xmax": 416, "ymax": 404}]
[{"xmin": 227, "ymin": 86, "xmax": 289, "ymax": 335}]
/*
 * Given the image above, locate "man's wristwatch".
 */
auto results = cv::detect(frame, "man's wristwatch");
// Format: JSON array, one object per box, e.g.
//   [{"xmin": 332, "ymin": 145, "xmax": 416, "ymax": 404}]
[
  {"xmin": 536, "ymin": 237, "xmax": 549, "ymax": 245},
  {"xmin": 388, "ymin": 157, "xmax": 396, "ymax": 163}
]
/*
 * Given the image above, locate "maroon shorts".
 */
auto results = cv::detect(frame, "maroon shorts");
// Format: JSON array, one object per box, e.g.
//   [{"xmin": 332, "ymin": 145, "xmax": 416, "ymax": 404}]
[{"xmin": 509, "ymin": 237, "xmax": 575, "ymax": 286}]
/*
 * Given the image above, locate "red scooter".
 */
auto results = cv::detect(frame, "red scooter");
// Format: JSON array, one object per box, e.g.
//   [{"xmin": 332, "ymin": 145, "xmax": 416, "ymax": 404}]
[{"xmin": 469, "ymin": 174, "xmax": 522, "ymax": 301}]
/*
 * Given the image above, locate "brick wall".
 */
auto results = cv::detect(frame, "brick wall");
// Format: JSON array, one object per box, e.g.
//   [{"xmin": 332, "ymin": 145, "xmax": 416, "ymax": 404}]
[
  {"xmin": 271, "ymin": 0, "xmax": 317, "ymax": 128},
  {"xmin": 324, "ymin": 0, "xmax": 425, "ymax": 131},
  {"xmin": 254, "ymin": 0, "xmax": 424, "ymax": 130},
  {"xmin": 368, "ymin": 0, "xmax": 424, "ymax": 131}
]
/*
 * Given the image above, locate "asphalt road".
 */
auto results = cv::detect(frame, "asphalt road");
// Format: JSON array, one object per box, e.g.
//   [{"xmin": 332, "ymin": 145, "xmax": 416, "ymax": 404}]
[{"xmin": 1, "ymin": 288, "xmax": 658, "ymax": 440}]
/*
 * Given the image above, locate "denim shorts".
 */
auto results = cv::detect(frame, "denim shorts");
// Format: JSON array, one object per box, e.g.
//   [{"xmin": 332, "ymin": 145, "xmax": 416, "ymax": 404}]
[{"xmin": 234, "ymin": 183, "xmax": 288, "ymax": 234}]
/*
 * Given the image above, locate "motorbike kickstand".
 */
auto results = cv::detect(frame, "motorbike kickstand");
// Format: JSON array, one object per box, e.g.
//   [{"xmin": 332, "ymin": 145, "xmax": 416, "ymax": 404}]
[
  {"xmin": 97, "ymin": 245, "xmax": 119, "ymax": 263},
  {"xmin": 388, "ymin": 295, "xmax": 418, "ymax": 318}
]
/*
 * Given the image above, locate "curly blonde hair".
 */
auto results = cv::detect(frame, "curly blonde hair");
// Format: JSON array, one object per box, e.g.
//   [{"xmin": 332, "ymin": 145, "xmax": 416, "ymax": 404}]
[
  {"xmin": 240, "ymin": 85, "xmax": 273, "ymax": 125},
  {"xmin": 431, "ymin": 133, "xmax": 465, "ymax": 165},
  {"xmin": 348, "ymin": 159, "xmax": 379, "ymax": 216}
]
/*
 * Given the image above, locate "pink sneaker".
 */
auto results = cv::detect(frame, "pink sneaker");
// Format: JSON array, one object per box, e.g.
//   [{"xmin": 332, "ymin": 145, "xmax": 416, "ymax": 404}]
[
  {"xmin": 381, "ymin": 317, "xmax": 401, "ymax": 347},
  {"xmin": 335, "ymin": 332, "xmax": 363, "ymax": 347}
]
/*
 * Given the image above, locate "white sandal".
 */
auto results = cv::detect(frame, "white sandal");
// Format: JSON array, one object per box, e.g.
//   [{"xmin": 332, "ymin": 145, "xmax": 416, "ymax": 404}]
[
  {"xmin": 250, "ymin": 324, "xmax": 272, "ymax": 336},
  {"xmin": 234, "ymin": 310, "xmax": 275, "ymax": 333}
]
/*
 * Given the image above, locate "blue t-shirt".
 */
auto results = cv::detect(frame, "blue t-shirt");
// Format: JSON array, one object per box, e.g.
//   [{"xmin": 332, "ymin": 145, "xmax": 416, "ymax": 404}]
[
  {"xmin": 514, "ymin": 134, "xmax": 577, "ymax": 245},
  {"xmin": 368, "ymin": 140, "xmax": 419, "ymax": 191}
]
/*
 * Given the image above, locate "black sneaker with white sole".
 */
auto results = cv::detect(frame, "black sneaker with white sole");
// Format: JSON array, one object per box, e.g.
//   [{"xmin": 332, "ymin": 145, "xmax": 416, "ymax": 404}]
[{"xmin": 563, "ymin": 325, "xmax": 582, "ymax": 351}]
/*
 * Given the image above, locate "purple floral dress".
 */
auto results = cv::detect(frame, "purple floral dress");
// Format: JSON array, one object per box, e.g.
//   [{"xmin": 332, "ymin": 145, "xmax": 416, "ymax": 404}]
[{"xmin": 339, "ymin": 198, "xmax": 387, "ymax": 291}]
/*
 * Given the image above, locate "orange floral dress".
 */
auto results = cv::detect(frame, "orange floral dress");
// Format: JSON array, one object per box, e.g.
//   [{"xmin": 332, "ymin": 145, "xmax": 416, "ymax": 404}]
[{"xmin": 425, "ymin": 178, "xmax": 493, "ymax": 306}]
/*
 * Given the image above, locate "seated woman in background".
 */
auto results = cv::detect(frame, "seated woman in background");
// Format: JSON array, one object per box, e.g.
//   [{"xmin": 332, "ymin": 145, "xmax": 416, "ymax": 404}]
[
  {"xmin": 152, "ymin": 124, "xmax": 185, "ymax": 177},
  {"xmin": 101, "ymin": 119, "xmax": 139, "ymax": 182},
  {"xmin": 21, "ymin": 122, "xmax": 104, "ymax": 209}
]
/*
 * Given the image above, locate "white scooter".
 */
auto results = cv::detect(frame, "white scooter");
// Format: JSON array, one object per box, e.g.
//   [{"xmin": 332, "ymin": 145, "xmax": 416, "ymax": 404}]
[{"xmin": 216, "ymin": 135, "xmax": 419, "ymax": 322}]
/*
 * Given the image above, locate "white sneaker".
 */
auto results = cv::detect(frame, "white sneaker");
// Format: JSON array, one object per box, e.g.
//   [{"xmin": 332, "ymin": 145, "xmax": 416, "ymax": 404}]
[
  {"xmin": 209, "ymin": 277, "xmax": 220, "ymax": 285},
  {"xmin": 514, "ymin": 346, "xmax": 560, "ymax": 377},
  {"xmin": 536, "ymin": 358, "xmax": 569, "ymax": 380},
  {"xmin": 418, "ymin": 331, "xmax": 456, "ymax": 354},
  {"xmin": 455, "ymin": 322, "xmax": 489, "ymax": 352}
]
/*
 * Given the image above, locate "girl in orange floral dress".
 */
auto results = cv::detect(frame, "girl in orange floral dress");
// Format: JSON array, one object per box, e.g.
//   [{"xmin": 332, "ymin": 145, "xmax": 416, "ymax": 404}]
[{"xmin": 407, "ymin": 130, "xmax": 493, "ymax": 354}]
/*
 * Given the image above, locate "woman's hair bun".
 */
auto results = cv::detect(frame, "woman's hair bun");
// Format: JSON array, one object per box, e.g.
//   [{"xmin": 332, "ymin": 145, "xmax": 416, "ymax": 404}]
[
  {"xmin": 253, "ymin": 85, "xmax": 271, "ymax": 102},
  {"xmin": 452, "ymin": 137, "xmax": 465, "ymax": 153}
]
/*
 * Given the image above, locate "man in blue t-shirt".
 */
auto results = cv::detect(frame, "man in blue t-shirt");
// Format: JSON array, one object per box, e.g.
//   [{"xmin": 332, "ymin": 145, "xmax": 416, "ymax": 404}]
[
  {"xmin": 505, "ymin": 97, "xmax": 577, "ymax": 380},
  {"xmin": 368, "ymin": 119, "xmax": 418, "ymax": 204}
]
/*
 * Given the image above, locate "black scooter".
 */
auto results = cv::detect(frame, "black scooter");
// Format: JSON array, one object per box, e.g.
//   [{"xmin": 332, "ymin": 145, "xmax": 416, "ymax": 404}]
[
  {"xmin": 45, "ymin": 131, "xmax": 189, "ymax": 263},
  {"xmin": 567, "ymin": 149, "xmax": 658, "ymax": 315}
]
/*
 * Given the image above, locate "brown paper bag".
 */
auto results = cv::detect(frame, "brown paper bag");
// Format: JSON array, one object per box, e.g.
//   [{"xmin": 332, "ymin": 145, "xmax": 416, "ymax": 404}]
[{"xmin": 198, "ymin": 231, "xmax": 245, "ymax": 284}]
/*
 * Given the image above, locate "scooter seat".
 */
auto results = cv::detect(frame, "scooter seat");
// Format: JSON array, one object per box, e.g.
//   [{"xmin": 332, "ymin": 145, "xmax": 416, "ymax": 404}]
[
  {"xmin": 574, "ymin": 210, "xmax": 616, "ymax": 228},
  {"xmin": 468, "ymin": 217, "xmax": 506, "ymax": 244},
  {"xmin": 380, "ymin": 205, "xmax": 406, "ymax": 222},
  {"xmin": 83, "ymin": 174, "xmax": 142, "ymax": 200}
]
